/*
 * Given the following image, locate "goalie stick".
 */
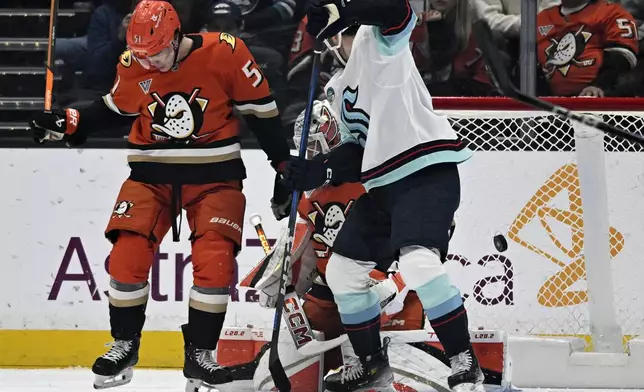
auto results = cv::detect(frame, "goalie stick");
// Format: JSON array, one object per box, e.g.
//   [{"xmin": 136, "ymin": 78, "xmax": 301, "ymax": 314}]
[
  {"xmin": 248, "ymin": 213, "xmax": 348, "ymax": 357},
  {"xmin": 472, "ymin": 20, "xmax": 644, "ymax": 146},
  {"xmin": 45, "ymin": 0, "xmax": 59, "ymax": 113},
  {"xmin": 267, "ymin": 40, "xmax": 324, "ymax": 392}
]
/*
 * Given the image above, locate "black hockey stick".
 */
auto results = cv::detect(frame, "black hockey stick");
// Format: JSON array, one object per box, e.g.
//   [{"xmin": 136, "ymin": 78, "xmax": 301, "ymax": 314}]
[
  {"xmin": 268, "ymin": 40, "xmax": 324, "ymax": 392},
  {"xmin": 472, "ymin": 20, "xmax": 644, "ymax": 146},
  {"xmin": 45, "ymin": 0, "xmax": 60, "ymax": 113}
]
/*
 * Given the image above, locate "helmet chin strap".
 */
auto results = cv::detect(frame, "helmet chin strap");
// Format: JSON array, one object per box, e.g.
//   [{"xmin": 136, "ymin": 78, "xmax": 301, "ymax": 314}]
[
  {"xmin": 324, "ymin": 31, "xmax": 348, "ymax": 67},
  {"xmin": 170, "ymin": 31, "xmax": 182, "ymax": 70}
]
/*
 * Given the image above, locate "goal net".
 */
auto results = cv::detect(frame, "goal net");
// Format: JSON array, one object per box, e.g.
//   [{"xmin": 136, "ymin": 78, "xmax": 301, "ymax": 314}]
[{"xmin": 433, "ymin": 97, "xmax": 644, "ymax": 387}]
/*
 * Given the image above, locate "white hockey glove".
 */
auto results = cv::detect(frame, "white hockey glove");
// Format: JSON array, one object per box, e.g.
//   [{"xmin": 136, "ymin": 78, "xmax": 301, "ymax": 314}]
[
  {"xmin": 370, "ymin": 270, "xmax": 409, "ymax": 317},
  {"xmin": 240, "ymin": 223, "xmax": 318, "ymax": 309}
]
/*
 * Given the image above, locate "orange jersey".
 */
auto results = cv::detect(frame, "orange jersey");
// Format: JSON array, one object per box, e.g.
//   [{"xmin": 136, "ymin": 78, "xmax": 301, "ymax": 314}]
[
  {"xmin": 297, "ymin": 182, "xmax": 366, "ymax": 277},
  {"xmin": 289, "ymin": 17, "xmax": 314, "ymax": 66},
  {"xmin": 105, "ymin": 32, "xmax": 278, "ymax": 184},
  {"xmin": 537, "ymin": 0, "xmax": 639, "ymax": 96}
]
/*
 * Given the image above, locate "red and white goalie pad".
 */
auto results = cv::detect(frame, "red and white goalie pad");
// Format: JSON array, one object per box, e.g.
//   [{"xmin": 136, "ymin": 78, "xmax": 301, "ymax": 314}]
[
  {"xmin": 216, "ymin": 326, "xmax": 511, "ymax": 391},
  {"xmin": 239, "ymin": 221, "xmax": 318, "ymax": 306}
]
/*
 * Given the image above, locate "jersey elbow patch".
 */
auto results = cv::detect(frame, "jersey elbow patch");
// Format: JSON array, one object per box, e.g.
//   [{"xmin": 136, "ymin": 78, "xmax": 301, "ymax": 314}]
[
  {"xmin": 102, "ymin": 94, "xmax": 138, "ymax": 116},
  {"xmin": 373, "ymin": 11, "xmax": 417, "ymax": 56},
  {"xmin": 604, "ymin": 46, "xmax": 638, "ymax": 68},
  {"xmin": 234, "ymin": 97, "xmax": 279, "ymax": 118}
]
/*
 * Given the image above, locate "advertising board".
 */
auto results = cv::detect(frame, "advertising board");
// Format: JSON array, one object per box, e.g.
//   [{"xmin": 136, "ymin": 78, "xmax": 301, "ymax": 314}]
[{"xmin": 1, "ymin": 149, "xmax": 642, "ymax": 367}]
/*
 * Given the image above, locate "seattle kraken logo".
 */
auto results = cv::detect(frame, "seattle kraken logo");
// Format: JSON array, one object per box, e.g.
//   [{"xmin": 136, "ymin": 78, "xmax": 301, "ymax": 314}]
[{"xmin": 341, "ymin": 85, "xmax": 369, "ymax": 147}]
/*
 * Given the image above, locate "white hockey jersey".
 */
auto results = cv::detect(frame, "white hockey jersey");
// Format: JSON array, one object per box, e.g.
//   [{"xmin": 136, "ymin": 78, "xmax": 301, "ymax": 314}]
[{"xmin": 324, "ymin": 12, "xmax": 473, "ymax": 191}]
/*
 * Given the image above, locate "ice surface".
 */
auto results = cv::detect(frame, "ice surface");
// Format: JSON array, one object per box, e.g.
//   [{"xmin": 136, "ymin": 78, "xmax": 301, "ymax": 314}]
[{"xmin": 0, "ymin": 369, "xmax": 642, "ymax": 392}]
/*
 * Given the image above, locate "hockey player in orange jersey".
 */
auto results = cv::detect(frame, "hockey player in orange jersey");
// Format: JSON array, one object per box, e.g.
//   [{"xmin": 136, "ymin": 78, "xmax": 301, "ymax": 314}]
[
  {"xmin": 537, "ymin": 0, "xmax": 639, "ymax": 96},
  {"xmin": 242, "ymin": 100, "xmax": 426, "ymax": 375},
  {"xmin": 29, "ymin": 1, "xmax": 292, "ymax": 390}
]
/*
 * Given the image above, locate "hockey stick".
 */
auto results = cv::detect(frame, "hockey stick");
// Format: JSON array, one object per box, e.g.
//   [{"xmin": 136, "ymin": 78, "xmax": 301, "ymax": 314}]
[
  {"xmin": 45, "ymin": 0, "xmax": 60, "ymax": 113},
  {"xmin": 472, "ymin": 20, "xmax": 644, "ymax": 146},
  {"xmin": 248, "ymin": 213, "xmax": 349, "ymax": 357},
  {"xmin": 267, "ymin": 41, "xmax": 324, "ymax": 392}
]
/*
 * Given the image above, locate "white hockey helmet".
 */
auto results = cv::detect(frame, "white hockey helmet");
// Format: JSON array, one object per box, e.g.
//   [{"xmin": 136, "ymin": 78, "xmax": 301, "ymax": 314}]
[{"xmin": 293, "ymin": 100, "xmax": 342, "ymax": 159}]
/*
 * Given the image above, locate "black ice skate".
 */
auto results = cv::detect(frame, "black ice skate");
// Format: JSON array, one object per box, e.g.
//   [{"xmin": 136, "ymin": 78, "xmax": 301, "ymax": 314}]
[
  {"xmin": 324, "ymin": 337, "xmax": 394, "ymax": 392},
  {"xmin": 182, "ymin": 323, "xmax": 232, "ymax": 392},
  {"xmin": 447, "ymin": 347, "xmax": 485, "ymax": 392},
  {"xmin": 92, "ymin": 338, "xmax": 139, "ymax": 389}
]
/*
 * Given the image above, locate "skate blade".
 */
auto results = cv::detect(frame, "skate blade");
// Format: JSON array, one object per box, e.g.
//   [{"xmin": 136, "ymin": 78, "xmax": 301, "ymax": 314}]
[
  {"xmin": 186, "ymin": 378, "xmax": 232, "ymax": 392},
  {"xmin": 333, "ymin": 386, "xmax": 395, "ymax": 392},
  {"xmin": 93, "ymin": 368, "xmax": 133, "ymax": 390},
  {"xmin": 452, "ymin": 383, "xmax": 486, "ymax": 392}
]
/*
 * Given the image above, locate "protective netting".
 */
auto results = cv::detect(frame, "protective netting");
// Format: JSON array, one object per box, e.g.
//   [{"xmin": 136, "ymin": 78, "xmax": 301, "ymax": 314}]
[
  {"xmin": 447, "ymin": 110, "xmax": 644, "ymax": 152},
  {"xmin": 441, "ymin": 108, "xmax": 644, "ymax": 352}
]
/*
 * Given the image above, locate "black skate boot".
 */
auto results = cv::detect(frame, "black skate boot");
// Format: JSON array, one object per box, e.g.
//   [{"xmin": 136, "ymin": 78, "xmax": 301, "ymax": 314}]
[
  {"xmin": 447, "ymin": 346, "xmax": 485, "ymax": 392},
  {"xmin": 92, "ymin": 337, "xmax": 140, "ymax": 389},
  {"xmin": 182, "ymin": 324, "xmax": 232, "ymax": 392},
  {"xmin": 324, "ymin": 337, "xmax": 394, "ymax": 392}
]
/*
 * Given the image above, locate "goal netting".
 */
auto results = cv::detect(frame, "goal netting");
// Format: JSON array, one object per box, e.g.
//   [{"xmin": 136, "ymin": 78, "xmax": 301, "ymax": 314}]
[{"xmin": 433, "ymin": 97, "xmax": 644, "ymax": 356}]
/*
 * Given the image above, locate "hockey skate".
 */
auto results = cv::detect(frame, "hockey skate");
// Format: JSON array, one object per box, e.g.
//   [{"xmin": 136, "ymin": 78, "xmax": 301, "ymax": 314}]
[
  {"xmin": 182, "ymin": 324, "xmax": 232, "ymax": 392},
  {"xmin": 324, "ymin": 337, "xmax": 394, "ymax": 392},
  {"xmin": 447, "ymin": 347, "xmax": 485, "ymax": 392},
  {"xmin": 92, "ymin": 338, "xmax": 139, "ymax": 389}
]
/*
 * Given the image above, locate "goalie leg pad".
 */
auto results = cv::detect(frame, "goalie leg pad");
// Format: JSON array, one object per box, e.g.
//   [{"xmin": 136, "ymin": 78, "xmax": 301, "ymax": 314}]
[{"xmin": 382, "ymin": 290, "xmax": 425, "ymax": 331}]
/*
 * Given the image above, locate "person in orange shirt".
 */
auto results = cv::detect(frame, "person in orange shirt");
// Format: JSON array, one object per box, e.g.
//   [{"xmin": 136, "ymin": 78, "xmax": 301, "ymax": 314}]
[
  {"xmin": 537, "ymin": 0, "xmax": 639, "ymax": 96},
  {"xmin": 29, "ymin": 1, "xmax": 292, "ymax": 390}
]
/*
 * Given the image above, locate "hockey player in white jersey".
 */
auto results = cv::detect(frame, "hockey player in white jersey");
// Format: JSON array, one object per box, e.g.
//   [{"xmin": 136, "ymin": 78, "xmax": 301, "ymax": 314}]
[{"xmin": 281, "ymin": 1, "xmax": 484, "ymax": 391}]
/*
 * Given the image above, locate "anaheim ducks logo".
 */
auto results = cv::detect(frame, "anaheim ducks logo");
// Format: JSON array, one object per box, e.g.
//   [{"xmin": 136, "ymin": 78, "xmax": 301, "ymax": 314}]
[
  {"xmin": 147, "ymin": 88, "xmax": 212, "ymax": 142},
  {"xmin": 543, "ymin": 26, "xmax": 595, "ymax": 77},
  {"xmin": 307, "ymin": 200, "xmax": 354, "ymax": 258},
  {"xmin": 113, "ymin": 200, "xmax": 134, "ymax": 218}
]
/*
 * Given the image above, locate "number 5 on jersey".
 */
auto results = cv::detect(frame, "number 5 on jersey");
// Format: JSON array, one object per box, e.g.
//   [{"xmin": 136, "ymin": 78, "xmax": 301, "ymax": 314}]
[{"xmin": 242, "ymin": 60, "xmax": 264, "ymax": 88}]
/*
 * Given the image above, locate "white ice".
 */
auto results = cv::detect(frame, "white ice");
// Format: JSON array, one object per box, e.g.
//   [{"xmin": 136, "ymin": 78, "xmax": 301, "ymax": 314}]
[{"xmin": 0, "ymin": 369, "xmax": 642, "ymax": 392}]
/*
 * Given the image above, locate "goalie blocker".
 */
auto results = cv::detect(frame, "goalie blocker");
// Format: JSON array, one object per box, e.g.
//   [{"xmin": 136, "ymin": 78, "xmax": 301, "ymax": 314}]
[{"xmin": 215, "ymin": 326, "xmax": 511, "ymax": 391}]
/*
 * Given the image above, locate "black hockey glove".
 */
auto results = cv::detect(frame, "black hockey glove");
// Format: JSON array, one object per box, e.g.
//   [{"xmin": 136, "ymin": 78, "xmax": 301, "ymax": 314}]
[
  {"xmin": 306, "ymin": 0, "xmax": 348, "ymax": 39},
  {"xmin": 30, "ymin": 108, "xmax": 83, "ymax": 145},
  {"xmin": 271, "ymin": 171, "xmax": 293, "ymax": 221},
  {"xmin": 282, "ymin": 155, "xmax": 330, "ymax": 192}
]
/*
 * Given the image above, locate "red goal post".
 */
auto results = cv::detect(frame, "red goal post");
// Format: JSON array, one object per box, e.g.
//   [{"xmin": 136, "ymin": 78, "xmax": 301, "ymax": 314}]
[{"xmin": 426, "ymin": 96, "xmax": 644, "ymax": 388}]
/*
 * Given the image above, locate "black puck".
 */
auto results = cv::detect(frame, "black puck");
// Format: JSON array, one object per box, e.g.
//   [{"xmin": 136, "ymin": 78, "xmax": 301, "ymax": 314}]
[{"xmin": 493, "ymin": 234, "xmax": 508, "ymax": 252}]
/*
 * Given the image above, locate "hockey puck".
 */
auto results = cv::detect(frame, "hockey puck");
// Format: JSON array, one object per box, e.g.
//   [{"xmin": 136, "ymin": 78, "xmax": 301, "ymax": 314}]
[{"xmin": 493, "ymin": 234, "xmax": 508, "ymax": 252}]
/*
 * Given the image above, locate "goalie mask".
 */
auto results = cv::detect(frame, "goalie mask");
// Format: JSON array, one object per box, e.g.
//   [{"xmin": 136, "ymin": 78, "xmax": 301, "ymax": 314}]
[{"xmin": 293, "ymin": 100, "xmax": 342, "ymax": 159}]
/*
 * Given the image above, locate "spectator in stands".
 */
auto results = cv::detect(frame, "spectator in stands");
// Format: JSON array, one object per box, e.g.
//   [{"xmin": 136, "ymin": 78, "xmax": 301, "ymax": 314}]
[
  {"xmin": 230, "ymin": 0, "xmax": 306, "ymax": 60},
  {"xmin": 411, "ymin": 0, "xmax": 499, "ymax": 96},
  {"xmin": 56, "ymin": 36, "xmax": 89, "ymax": 73},
  {"xmin": 203, "ymin": 1, "xmax": 289, "ymax": 113},
  {"xmin": 172, "ymin": 0, "xmax": 213, "ymax": 33},
  {"xmin": 536, "ymin": 0, "xmax": 639, "ymax": 97},
  {"xmin": 83, "ymin": 0, "xmax": 134, "ymax": 93},
  {"xmin": 609, "ymin": 0, "xmax": 644, "ymax": 96},
  {"xmin": 55, "ymin": 0, "xmax": 134, "ymax": 108},
  {"xmin": 477, "ymin": 0, "xmax": 559, "ymax": 38}
]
